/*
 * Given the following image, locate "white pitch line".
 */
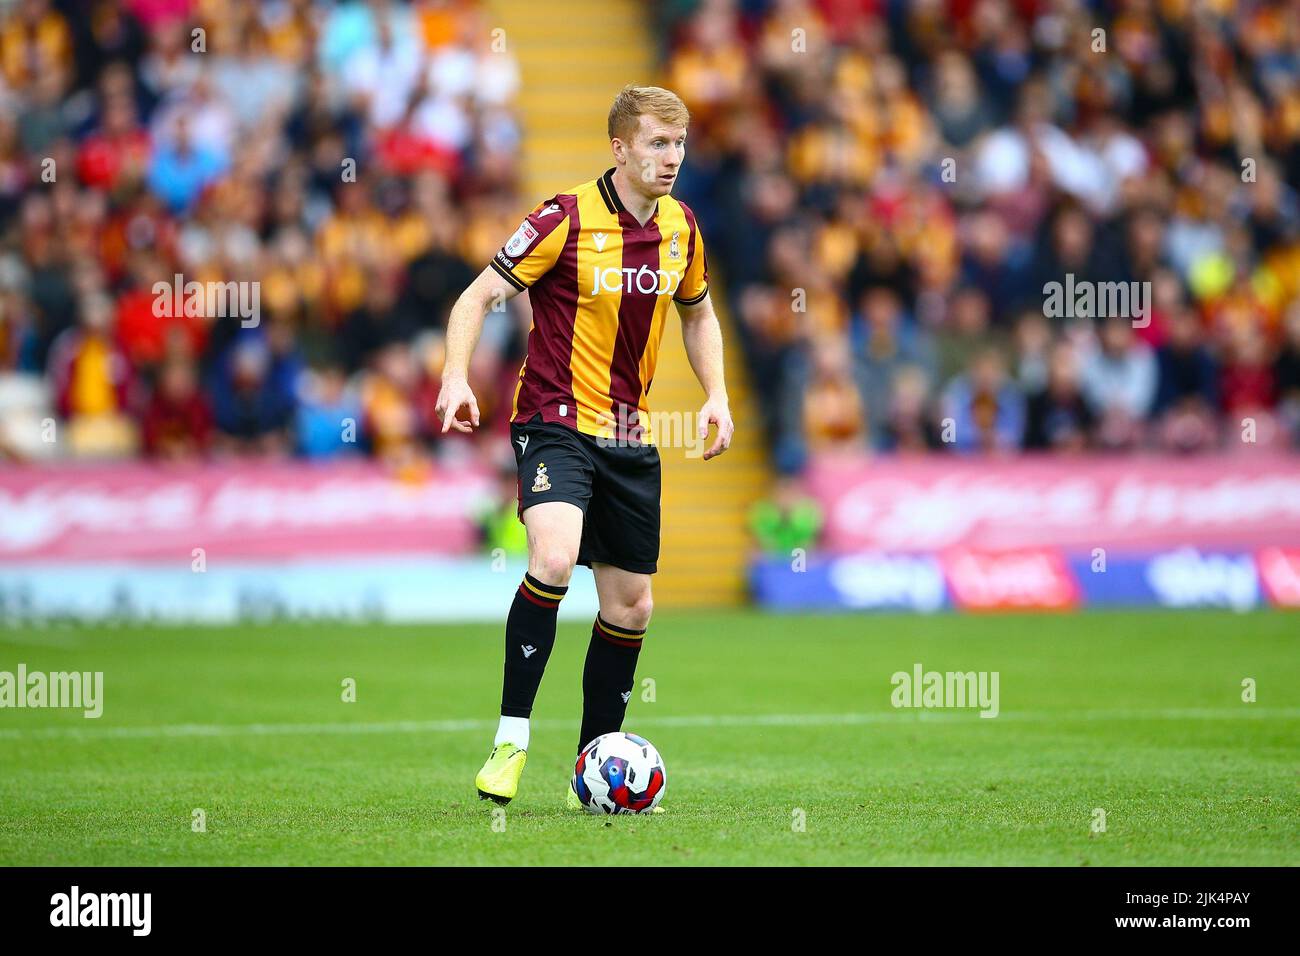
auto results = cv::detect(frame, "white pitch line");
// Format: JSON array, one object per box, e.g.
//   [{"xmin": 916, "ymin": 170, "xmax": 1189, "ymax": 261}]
[{"xmin": 0, "ymin": 708, "xmax": 1297, "ymax": 741}]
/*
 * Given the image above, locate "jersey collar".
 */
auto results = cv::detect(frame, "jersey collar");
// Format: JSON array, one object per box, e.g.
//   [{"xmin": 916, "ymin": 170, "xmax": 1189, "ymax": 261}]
[{"xmin": 599, "ymin": 166, "xmax": 659, "ymax": 226}]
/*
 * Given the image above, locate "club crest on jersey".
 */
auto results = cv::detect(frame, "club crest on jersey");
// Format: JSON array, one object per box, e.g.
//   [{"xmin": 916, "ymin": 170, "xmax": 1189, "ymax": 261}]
[
  {"xmin": 669, "ymin": 230, "xmax": 680, "ymax": 259},
  {"xmin": 590, "ymin": 266, "xmax": 683, "ymax": 296},
  {"xmin": 532, "ymin": 463, "xmax": 551, "ymax": 493},
  {"xmin": 505, "ymin": 220, "xmax": 539, "ymax": 257}
]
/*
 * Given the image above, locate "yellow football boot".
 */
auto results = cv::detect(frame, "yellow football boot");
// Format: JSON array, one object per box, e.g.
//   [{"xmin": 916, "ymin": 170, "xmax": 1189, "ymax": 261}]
[{"xmin": 475, "ymin": 743, "xmax": 526, "ymax": 804}]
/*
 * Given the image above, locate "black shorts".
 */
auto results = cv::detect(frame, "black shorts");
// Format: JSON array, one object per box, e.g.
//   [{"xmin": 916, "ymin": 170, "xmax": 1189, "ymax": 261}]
[{"xmin": 510, "ymin": 414, "xmax": 661, "ymax": 575}]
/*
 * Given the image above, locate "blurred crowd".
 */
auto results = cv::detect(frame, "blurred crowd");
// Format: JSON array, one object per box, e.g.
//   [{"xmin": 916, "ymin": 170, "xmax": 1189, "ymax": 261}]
[
  {"xmin": 0, "ymin": 0, "xmax": 528, "ymax": 468},
  {"xmin": 662, "ymin": 0, "xmax": 1300, "ymax": 473},
  {"xmin": 3, "ymin": 0, "xmax": 1299, "ymax": 477}
]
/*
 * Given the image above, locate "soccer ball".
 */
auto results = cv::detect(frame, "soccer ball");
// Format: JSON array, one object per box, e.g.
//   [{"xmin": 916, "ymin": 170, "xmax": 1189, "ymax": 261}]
[{"xmin": 571, "ymin": 732, "xmax": 666, "ymax": 814}]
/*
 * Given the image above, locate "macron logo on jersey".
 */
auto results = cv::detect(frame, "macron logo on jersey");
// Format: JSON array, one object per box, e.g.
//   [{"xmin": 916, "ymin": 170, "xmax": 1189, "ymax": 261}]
[{"xmin": 537, "ymin": 203, "xmax": 561, "ymax": 218}]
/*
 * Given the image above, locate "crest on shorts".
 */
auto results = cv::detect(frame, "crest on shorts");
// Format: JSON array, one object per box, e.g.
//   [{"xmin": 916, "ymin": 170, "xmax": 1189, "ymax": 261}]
[{"xmin": 531, "ymin": 463, "xmax": 550, "ymax": 493}]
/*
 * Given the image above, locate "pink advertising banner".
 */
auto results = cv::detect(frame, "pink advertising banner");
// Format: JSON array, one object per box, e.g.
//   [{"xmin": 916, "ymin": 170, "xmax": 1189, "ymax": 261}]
[
  {"xmin": 805, "ymin": 453, "xmax": 1300, "ymax": 554},
  {"xmin": 0, "ymin": 461, "xmax": 493, "ymax": 562}
]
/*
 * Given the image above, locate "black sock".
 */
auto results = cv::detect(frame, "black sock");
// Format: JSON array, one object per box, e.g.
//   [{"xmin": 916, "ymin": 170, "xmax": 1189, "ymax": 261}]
[
  {"xmin": 578, "ymin": 615, "xmax": 646, "ymax": 752},
  {"xmin": 500, "ymin": 573, "xmax": 568, "ymax": 720}
]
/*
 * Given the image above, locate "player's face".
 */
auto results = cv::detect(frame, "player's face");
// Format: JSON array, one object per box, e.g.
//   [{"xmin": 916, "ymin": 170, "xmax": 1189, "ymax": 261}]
[{"xmin": 623, "ymin": 116, "xmax": 687, "ymax": 198}]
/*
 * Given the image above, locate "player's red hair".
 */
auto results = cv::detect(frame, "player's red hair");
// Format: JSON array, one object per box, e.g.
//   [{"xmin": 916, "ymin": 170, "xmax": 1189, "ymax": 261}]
[{"xmin": 607, "ymin": 85, "xmax": 690, "ymax": 142}]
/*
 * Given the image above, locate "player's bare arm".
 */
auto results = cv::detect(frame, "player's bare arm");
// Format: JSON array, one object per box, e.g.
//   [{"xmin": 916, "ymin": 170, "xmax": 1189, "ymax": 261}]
[
  {"xmin": 435, "ymin": 266, "xmax": 521, "ymax": 434},
  {"xmin": 678, "ymin": 292, "xmax": 733, "ymax": 461}
]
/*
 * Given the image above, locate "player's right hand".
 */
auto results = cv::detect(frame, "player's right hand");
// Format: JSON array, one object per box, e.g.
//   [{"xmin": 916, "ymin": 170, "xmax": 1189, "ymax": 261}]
[{"xmin": 435, "ymin": 377, "xmax": 480, "ymax": 434}]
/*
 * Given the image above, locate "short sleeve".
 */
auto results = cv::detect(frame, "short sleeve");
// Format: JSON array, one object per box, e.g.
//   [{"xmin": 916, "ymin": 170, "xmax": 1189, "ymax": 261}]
[
  {"xmin": 674, "ymin": 218, "xmax": 709, "ymax": 306},
  {"xmin": 489, "ymin": 196, "xmax": 572, "ymax": 292}
]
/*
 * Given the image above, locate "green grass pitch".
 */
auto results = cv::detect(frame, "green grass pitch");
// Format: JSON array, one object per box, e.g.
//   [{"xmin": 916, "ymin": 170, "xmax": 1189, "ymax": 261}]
[{"xmin": 0, "ymin": 609, "xmax": 1296, "ymax": 866}]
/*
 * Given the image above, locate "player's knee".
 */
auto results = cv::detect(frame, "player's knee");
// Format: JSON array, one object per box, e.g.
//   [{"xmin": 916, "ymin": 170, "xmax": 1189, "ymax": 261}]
[
  {"xmin": 530, "ymin": 549, "xmax": 576, "ymax": 587},
  {"xmin": 624, "ymin": 591, "xmax": 653, "ymax": 631}
]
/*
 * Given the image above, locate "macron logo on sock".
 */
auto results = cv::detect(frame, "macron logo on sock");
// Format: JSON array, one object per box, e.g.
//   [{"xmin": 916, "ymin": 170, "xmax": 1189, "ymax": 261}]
[{"xmin": 521, "ymin": 645, "xmax": 537, "ymax": 658}]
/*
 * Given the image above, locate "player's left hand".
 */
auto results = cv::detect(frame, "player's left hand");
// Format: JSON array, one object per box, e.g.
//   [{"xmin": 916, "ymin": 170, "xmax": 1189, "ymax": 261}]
[{"xmin": 698, "ymin": 397, "xmax": 733, "ymax": 461}]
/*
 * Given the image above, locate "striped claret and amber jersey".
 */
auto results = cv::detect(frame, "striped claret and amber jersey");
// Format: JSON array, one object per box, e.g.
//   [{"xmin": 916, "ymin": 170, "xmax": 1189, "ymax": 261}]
[{"xmin": 489, "ymin": 167, "xmax": 709, "ymax": 444}]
